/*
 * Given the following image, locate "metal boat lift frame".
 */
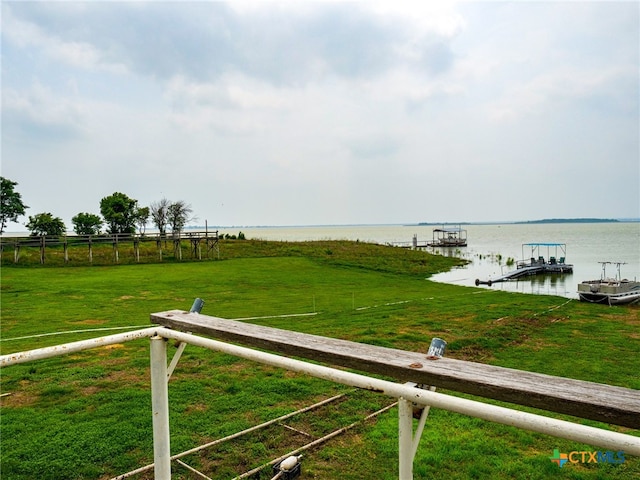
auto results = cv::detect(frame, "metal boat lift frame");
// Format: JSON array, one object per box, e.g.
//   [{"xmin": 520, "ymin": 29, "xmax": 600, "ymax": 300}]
[{"xmin": 519, "ymin": 242, "xmax": 569, "ymax": 267}]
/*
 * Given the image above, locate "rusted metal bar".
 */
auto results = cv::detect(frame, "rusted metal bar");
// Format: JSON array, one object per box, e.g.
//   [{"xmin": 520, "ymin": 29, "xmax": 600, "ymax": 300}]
[
  {"xmin": 0, "ymin": 327, "xmax": 159, "ymax": 367},
  {"xmin": 110, "ymin": 393, "xmax": 349, "ymax": 479}
]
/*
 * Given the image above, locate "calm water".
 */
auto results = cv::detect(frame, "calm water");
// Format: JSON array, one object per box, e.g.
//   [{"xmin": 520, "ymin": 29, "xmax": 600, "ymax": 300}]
[{"xmin": 228, "ymin": 223, "xmax": 640, "ymax": 299}]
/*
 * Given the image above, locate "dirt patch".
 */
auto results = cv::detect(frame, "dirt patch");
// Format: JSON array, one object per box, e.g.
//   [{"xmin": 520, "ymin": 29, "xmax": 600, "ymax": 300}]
[
  {"xmin": 103, "ymin": 368, "xmax": 148, "ymax": 385},
  {"xmin": 0, "ymin": 391, "xmax": 38, "ymax": 408},
  {"xmin": 70, "ymin": 319, "xmax": 107, "ymax": 325},
  {"xmin": 185, "ymin": 403, "xmax": 209, "ymax": 414},
  {"xmin": 80, "ymin": 386, "xmax": 100, "ymax": 396}
]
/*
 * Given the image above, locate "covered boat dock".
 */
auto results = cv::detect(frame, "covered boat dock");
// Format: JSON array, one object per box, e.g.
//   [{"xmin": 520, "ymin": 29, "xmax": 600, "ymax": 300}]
[
  {"xmin": 426, "ymin": 226, "xmax": 468, "ymax": 247},
  {"xmin": 476, "ymin": 243, "xmax": 573, "ymax": 286}
]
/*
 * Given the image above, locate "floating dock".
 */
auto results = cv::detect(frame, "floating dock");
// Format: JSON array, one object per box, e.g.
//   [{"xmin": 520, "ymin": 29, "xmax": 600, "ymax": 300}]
[{"xmin": 475, "ymin": 243, "xmax": 573, "ymax": 286}]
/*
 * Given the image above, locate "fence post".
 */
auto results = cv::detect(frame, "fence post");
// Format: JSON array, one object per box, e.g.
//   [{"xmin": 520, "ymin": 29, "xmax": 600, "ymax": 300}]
[
  {"xmin": 40, "ymin": 235, "xmax": 45, "ymax": 264},
  {"xmin": 398, "ymin": 397, "xmax": 414, "ymax": 480},
  {"xmin": 150, "ymin": 335, "xmax": 171, "ymax": 480}
]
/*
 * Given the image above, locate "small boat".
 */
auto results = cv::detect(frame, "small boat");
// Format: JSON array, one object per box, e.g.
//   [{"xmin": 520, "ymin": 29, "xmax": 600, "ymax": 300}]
[{"xmin": 578, "ymin": 262, "xmax": 640, "ymax": 305}]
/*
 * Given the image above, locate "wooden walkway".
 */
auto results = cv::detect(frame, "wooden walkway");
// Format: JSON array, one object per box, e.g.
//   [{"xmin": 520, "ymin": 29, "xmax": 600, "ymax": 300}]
[
  {"xmin": 0, "ymin": 231, "xmax": 220, "ymax": 264},
  {"xmin": 151, "ymin": 310, "xmax": 640, "ymax": 429}
]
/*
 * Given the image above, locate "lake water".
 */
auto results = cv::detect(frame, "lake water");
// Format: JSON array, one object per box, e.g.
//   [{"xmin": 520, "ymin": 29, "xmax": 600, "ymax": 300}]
[{"xmin": 227, "ymin": 223, "xmax": 640, "ymax": 300}]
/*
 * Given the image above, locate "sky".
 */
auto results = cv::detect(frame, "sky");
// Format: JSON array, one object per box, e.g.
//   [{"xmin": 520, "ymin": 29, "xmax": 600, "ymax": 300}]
[{"xmin": 1, "ymin": 1, "xmax": 639, "ymax": 230}]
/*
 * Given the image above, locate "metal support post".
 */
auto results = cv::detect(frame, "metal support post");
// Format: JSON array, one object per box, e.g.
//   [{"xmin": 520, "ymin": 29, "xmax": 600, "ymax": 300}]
[
  {"xmin": 150, "ymin": 335, "xmax": 171, "ymax": 480},
  {"xmin": 167, "ymin": 341, "xmax": 188, "ymax": 379},
  {"xmin": 411, "ymin": 386, "xmax": 436, "ymax": 459},
  {"xmin": 398, "ymin": 397, "xmax": 414, "ymax": 480}
]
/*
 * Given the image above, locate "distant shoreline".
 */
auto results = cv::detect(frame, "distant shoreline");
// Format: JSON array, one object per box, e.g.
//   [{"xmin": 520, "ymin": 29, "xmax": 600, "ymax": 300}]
[
  {"xmin": 417, "ymin": 218, "xmax": 633, "ymax": 226},
  {"xmin": 3, "ymin": 218, "xmax": 638, "ymax": 236},
  {"xmin": 513, "ymin": 218, "xmax": 620, "ymax": 224}
]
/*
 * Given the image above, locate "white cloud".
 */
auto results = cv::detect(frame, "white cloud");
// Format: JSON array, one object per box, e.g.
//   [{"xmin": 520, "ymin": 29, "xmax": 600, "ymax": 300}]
[
  {"xmin": 488, "ymin": 65, "xmax": 638, "ymax": 122},
  {"xmin": 3, "ymin": 83, "xmax": 87, "ymax": 140},
  {"xmin": 1, "ymin": 1, "xmax": 638, "ymax": 227},
  {"xmin": 2, "ymin": 4, "xmax": 127, "ymax": 74}
]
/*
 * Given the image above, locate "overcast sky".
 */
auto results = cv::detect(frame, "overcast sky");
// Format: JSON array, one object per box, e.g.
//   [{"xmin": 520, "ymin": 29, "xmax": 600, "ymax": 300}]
[{"xmin": 2, "ymin": 1, "xmax": 638, "ymax": 229}]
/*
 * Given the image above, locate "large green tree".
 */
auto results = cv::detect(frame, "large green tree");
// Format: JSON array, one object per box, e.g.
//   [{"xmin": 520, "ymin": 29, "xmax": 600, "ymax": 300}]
[
  {"xmin": 71, "ymin": 212, "xmax": 103, "ymax": 235},
  {"xmin": 99, "ymin": 192, "xmax": 139, "ymax": 234},
  {"xmin": 0, "ymin": 177, "xmax": 28, "ymax": 234},
  {"xmin": 26, "ymin": 212, "xmax": 66, "ymax": 236}
]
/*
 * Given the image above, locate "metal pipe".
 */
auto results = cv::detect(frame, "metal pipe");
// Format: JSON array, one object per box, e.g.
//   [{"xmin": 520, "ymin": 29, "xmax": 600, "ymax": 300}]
[
  {"xmin": 0, "ymin": 327, "xmax": 159, "ymax": 367},
  {"xmin": 232, "ymin": 402, "xmax": 398, "ymax": 480},
  {"xmin": 111, "ymin": 393, "xmax": 349, "ymax": 479},
  {"xmin": 175, "ymin": 459, "xmax": 213, "ymax": 480},
  {"xmin": 150, "ymin": 335, "xmax": 171, "ymax": 480},
  {"xmin": 398, "ymin": 398, "xmax": 414, "ymax": 480},
  {"xmin": 412, "ymin": 385, "xmax": 436, "ymax": 459},
  {"xmin": 154, "ymin": 327, "xmax": 640, "ymax": 456},
  {"xmin": 167, "ymin": 340, "xmax": 188, "ymax": 379}
]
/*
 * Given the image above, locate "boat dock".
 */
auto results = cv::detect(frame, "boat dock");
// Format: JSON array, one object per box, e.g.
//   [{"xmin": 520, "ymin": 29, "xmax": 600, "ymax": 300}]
[
  {"xmin": 390, "ymin": 234, "xmax": 433, "ymax": 249},
  {"xmin": 426, "ymin": 226, "xmax": 467, "ymax": 247},
  {"xmin": 391, "ymin": 226, "xmax": 467, "ymax": 249},
  {"xmin": 475, "ymin": 243, "xmax": 573, "ymax": 286}
]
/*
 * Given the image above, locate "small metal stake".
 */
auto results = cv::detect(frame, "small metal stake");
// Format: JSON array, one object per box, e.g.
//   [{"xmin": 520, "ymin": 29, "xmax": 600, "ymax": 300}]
[
  {"xmin": 190, "ymin": 298, "xmax": 205, "ymax": 314},
  {"xmin": 167, "ymin": 298, "xmax": 204, "ymax": 379}
]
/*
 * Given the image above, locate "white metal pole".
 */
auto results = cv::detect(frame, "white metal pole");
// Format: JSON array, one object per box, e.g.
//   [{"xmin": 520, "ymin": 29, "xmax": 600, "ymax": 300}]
[
  {"xmin": 398, "ymin": 398, "xmax": 414, "ymax": 480},
  {"xmin": 411, "ymin": 386, "xmax": 436, "ymax": 459},
  {"xmin": 0, "ymin": 327, "xmax": 159, "ymax": 367},
  {"xmin": 150, "ymin": 335, "xmax": 171, "ymax": 480},
  {"xmin": 154, "ymin": 328, "xmax": 640, "ymax": 456}
]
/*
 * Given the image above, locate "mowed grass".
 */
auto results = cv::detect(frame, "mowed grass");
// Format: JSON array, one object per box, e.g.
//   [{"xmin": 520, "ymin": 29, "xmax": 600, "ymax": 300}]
[{"xmin": 0, "ymin": 240, "xmax": 638, "ymax": 479}]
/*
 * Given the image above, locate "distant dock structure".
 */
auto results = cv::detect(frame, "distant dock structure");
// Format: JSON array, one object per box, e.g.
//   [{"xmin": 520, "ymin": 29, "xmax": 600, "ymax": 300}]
[
  {"xmin": 426, "ymin": 226, "xmax": 468, "ymax": 247},
  {"xmin": 391, "ymin": 225, "xmax": 467, "ymax": 249}
]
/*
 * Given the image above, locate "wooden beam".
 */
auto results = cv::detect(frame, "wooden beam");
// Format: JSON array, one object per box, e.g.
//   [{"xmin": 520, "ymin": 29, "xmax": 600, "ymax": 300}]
[{"xmin": 151, "ymin": 310, "xmax": 640, "ymax": 429}]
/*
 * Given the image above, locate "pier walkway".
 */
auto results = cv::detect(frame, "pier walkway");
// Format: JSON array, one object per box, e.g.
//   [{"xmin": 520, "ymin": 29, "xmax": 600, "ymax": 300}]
[{"xmin": 475, "ymin": 243, "xmax": 573, "ymax": 286}]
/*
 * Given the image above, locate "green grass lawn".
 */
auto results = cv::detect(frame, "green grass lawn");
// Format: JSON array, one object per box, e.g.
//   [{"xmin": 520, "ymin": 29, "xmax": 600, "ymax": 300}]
[{"xmin": 1, "ymin": 240, "xmax": 638, "ymax": 479}]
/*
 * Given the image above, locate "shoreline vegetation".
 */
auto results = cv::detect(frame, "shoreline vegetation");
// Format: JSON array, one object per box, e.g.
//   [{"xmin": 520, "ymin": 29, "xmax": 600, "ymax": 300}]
[
  {"xmin": 1, "ymin": 239, "xmax": 638, "ymax": 479},
  {"xmin": 0, "ymin": 237, "xmax": 468, "ymax": 271}
]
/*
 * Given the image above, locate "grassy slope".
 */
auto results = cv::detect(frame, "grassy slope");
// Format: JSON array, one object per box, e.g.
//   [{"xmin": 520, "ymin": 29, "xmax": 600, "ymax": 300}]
[{"xmin": 1, "ymin": 240, "xmax": 638, "ymax": 479}]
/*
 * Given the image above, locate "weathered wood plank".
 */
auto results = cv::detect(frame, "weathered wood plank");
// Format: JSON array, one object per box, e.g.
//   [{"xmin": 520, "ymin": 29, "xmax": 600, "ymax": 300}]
[{"xmin": 151, "ymin": 310, "xmax": 640, "ymax": 429}]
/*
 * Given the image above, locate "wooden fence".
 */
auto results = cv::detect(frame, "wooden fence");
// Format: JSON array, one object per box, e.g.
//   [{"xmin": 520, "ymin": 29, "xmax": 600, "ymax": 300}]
[{"xmin": 0, "ymin": 231, "xmax": 219, "ymax": 264}]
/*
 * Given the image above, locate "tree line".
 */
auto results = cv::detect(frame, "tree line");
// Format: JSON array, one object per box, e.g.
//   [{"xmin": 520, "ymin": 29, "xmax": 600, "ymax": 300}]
[{"xmin": 0, "ymin": 177, "xmax": 195, "ymax": 236}]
